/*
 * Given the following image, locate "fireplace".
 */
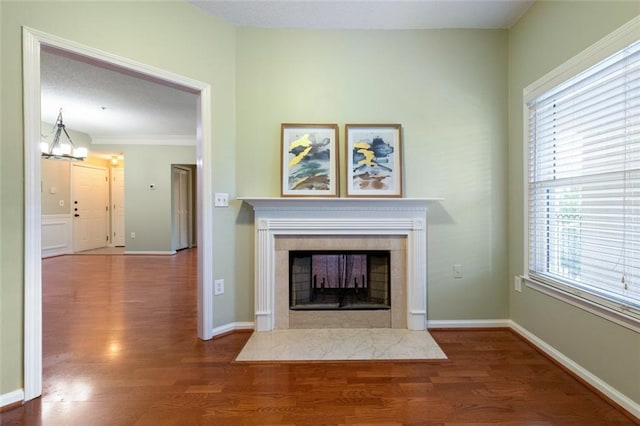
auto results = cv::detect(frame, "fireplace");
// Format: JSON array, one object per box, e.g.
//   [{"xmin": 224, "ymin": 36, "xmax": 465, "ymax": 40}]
[
  {"xmin": 239, "ymin": 197, "xmax": 438, "ymax": 332},
  {"xmin": 289, "ymin": 250, "xmax": 391, "ymax": 310},
  {"xmin": 276, "ymin": 235, "xmax": 404, "ymax": 329}
]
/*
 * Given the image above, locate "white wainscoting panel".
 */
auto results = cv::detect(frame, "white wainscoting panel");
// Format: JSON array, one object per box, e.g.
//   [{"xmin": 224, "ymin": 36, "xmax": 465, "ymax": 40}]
[{"xmin": 42, "ymin": 214, "xmax": 72, "ymax": 258}]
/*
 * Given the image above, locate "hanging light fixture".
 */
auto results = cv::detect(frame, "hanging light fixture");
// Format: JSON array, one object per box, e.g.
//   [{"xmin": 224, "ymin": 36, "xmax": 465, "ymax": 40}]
[{"xmin": 40, "ymin": 109, "xmax": 88, "ymax": 161}]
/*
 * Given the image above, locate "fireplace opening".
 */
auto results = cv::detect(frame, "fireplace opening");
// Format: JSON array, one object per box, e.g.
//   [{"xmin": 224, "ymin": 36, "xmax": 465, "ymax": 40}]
[{"xmin": 289, "ymin": 250, "xmax": 391, "ymax": 310}]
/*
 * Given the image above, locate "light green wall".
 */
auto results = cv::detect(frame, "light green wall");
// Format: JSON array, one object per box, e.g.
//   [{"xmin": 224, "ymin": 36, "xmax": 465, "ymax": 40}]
[
  {"xmin": 508, "ymin": 1, "xmax": 640, "ymax": 404},
  {"xmin": 92, "ymin": 144, "xmax": 196, "ymax": 252},
  {"xmin": 0, "ymin": 1, "xmax": 236, "ymax": 396},
  {"xmin": 235, "ymin": 28, "xmax": 510, "ymax": 322}
]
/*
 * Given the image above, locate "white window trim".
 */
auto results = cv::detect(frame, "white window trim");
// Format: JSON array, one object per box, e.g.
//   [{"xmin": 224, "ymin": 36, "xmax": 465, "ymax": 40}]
[
  {"xmin": 523, "ymin": 277, "xmax": 640, "ymax": 333},
  {"xmin": 522, "ymin": 15, "xmax": 640, "ymax": 333},
  {"xmin": 523, "ymin": 16, "xmax": 640, "ymax": 102}
]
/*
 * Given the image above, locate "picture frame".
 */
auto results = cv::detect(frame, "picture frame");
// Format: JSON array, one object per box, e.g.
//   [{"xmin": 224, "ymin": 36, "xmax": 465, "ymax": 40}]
[
  {"xmin": 281, "ymin": 123, "xmax": 339, "ymax": 197},
  {"xmin": 345, "ymin": 124, "xmax": 403, "ymax": 197}
]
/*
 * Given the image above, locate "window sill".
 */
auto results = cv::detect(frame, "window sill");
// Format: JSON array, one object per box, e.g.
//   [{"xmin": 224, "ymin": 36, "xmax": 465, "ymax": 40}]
[{"xmin": 523, "ymin": 277, "xmax": 640, "ymax": 334}]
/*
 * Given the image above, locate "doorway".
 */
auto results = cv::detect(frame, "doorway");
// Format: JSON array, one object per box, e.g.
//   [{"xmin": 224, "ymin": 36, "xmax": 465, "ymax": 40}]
[
  {"xmin": 172, "ymin": 165, "xmax": 195, "ymax": 252},
  {"xmin": 23, "ymin": 27, "xmax": 215, "ymax": 401}
]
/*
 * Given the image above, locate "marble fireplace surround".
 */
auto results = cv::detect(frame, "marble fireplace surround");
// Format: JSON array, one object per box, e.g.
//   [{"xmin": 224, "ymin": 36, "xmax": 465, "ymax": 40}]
[
  {"xmin": 239, "ymin": 198, "xmax": 438, "ymax": 332},
  {"xmin": 277, "ymin": 234, "xmax": 405, "ymax": 329}
]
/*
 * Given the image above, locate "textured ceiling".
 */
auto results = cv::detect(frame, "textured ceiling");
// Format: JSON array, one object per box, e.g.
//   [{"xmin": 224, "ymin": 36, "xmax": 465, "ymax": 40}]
[
  {"xmin": 40, "ymin": 48, "xmax": 198, "ymax": 141},
  {"xmin": 190, "ymin": 0, "xmax": 534, "ymax": 30}
]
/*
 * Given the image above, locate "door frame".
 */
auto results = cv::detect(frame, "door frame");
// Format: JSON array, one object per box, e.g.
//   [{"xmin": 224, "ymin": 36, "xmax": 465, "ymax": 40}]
[
  {"xmin": 171, "ymin": 165, "xmax": 194, "ymax": 252},
  {"xmin": 110, "ymin": 166, "xmax": 125, "ymax": 247},
  {"xmin": 23, "ymin": 27, "xmax": 215, "ymax": 401}
]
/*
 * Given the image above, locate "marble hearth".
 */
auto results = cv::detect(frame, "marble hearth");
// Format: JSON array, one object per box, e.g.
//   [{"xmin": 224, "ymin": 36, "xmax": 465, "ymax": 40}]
[{"xmin": 239, "ymin": 198, "xmax": 438, "ymax": 332}]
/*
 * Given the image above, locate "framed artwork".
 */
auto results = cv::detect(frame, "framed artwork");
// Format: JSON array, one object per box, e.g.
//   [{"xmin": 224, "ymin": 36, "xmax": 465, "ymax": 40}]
[
  {"xmin": 345, "ymin": 124, "xmax": 403, "ymax": 197},
  {"xmin": 281, "ymin": 123, "xmax": 339, "ymax": 197}
]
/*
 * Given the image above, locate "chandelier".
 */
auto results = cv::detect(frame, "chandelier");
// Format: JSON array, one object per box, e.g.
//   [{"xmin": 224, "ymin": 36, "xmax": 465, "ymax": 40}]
[{"xmin": 40, "ymin": 109, "xmax": 88, "ymax": 161}]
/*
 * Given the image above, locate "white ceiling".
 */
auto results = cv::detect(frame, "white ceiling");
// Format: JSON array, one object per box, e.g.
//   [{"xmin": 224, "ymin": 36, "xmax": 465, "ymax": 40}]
[
  {"xmin": 40, "ymin": 48, "xmax": 198, "ymax": 141},
  {"xmin": 40, "ymin": 1, "xmax": 533, "ymax": 143},
  {"xmin": 190, "ymin": 0, "xmax": 534, "ymax": 30}
]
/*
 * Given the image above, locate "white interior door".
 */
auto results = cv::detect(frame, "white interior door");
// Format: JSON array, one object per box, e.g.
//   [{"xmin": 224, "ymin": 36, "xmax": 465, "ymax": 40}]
[
  {"xmin": 111, "ymin": 167, "xmax": 125, "ymax": 247},
  {"xmin": 72, "ymin": 164, "xmax": 108, "ymax": 252},
  {"xmin": 173, "ymin": 167, "xmax": 191, "ymax": 251}
]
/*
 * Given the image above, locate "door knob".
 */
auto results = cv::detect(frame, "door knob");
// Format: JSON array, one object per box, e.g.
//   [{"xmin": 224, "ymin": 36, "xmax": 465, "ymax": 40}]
[{"xmin": 74, "ymin": 214, "xmax": 80, "ymax": 217}]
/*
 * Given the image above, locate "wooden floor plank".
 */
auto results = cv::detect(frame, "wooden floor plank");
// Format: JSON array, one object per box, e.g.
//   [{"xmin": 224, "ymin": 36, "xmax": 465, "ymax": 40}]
[{"xmin": 1, "ymin": 249, "xmax": 637, "ymax": 425}]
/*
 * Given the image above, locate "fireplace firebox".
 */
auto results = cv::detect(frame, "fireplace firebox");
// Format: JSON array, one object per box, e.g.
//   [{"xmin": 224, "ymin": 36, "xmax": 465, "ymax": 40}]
[{"xmin": 289, "ymin": 250, "xmax": 391, "ymax": 310}]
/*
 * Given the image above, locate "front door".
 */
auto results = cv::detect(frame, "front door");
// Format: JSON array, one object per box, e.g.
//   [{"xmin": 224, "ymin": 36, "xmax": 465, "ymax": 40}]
[{"xmin": 72, "ymin": 164, "xmax": 109, "ymax": 252}]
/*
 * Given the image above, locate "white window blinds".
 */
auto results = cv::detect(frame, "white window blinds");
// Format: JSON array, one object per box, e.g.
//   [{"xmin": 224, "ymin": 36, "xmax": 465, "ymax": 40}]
[{"xmin": 527, "ymin": 40, "xmax": 640, "ymax": 319}]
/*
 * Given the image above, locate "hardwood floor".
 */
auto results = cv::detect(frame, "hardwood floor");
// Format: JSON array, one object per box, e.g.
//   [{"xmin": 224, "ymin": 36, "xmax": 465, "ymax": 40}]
[{"xmin": 2, "ymin": 249, "xmax": 637, "ymax": 425}]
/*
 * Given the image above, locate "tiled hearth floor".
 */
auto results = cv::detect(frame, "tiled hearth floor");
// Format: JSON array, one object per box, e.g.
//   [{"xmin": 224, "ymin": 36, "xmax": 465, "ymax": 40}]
[{"xmin": 234, "ymin": 328, "xmax": 447, "ymax": 362}]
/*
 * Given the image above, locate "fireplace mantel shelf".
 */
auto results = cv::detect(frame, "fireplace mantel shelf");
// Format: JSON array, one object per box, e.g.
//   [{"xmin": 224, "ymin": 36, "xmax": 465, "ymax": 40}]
[{"xmin": 238, "ymin": 197, "xmax": 443, "ymax": 210}]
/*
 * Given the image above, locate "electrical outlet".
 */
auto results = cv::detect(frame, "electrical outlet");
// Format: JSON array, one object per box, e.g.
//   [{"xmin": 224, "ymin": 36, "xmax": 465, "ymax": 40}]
[
  {"xmin": 514, "ymin": 275, "xmax": 522, "ymax": 292},
  {"xmin": 214, "ymin": 193, "xmax": 229, "ymax": 207},
  {"xmin": 453, "ymin": 264, "xmax": 463, "ymax": 279},
  {"xmin": 130, "ymin": 232, "xmax": 136, "ymax": 239},
  {"xmin": 214, "ymin": 279, "xmax": 224, "ymax": 295}
]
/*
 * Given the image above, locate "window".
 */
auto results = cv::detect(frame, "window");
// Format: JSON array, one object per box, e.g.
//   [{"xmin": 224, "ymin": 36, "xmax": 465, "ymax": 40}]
[{"xmin": 526, "ymin": 37, "xmax": 640, "ymax": 323}]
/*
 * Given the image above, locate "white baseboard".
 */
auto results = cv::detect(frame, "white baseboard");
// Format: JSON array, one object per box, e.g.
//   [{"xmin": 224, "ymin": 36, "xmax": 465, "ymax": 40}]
[
  {"xmin": 123, "ymin": 250, "xmax": 177, "ymax": 255},
  {"xmin": 211, "ymin": 321, "xmax": 254, "ymax": 337},
  {"xmin": 426, "ymin": 318, "xmax": 639, "ymax": 419},
  {"xmin": 0, "ymin": 389, "xmax": 24, "ymax": 409},
  {"xmin": 427, "ymin": 319, "xmax": 511, "ymax": 328},
  {"xmin": 509, "ymin": 320, "xmax": 640, "ymax": 420}
]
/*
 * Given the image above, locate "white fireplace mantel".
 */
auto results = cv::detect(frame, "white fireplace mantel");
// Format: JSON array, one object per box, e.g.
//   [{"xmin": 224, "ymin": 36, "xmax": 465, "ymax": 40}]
[{"xmin": 239, "ymin": 197, "xmax": 442, "ymax": 332}]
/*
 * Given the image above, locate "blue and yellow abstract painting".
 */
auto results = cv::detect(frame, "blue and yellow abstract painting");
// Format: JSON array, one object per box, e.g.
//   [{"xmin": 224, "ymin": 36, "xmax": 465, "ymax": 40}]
[
  {"xmin": 347, "ymin": 125, "xmax": 402, "ymax": 196},
  {"xmin": 282, "ymin": 125, "xmax": 338, "ymax": 196}
]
